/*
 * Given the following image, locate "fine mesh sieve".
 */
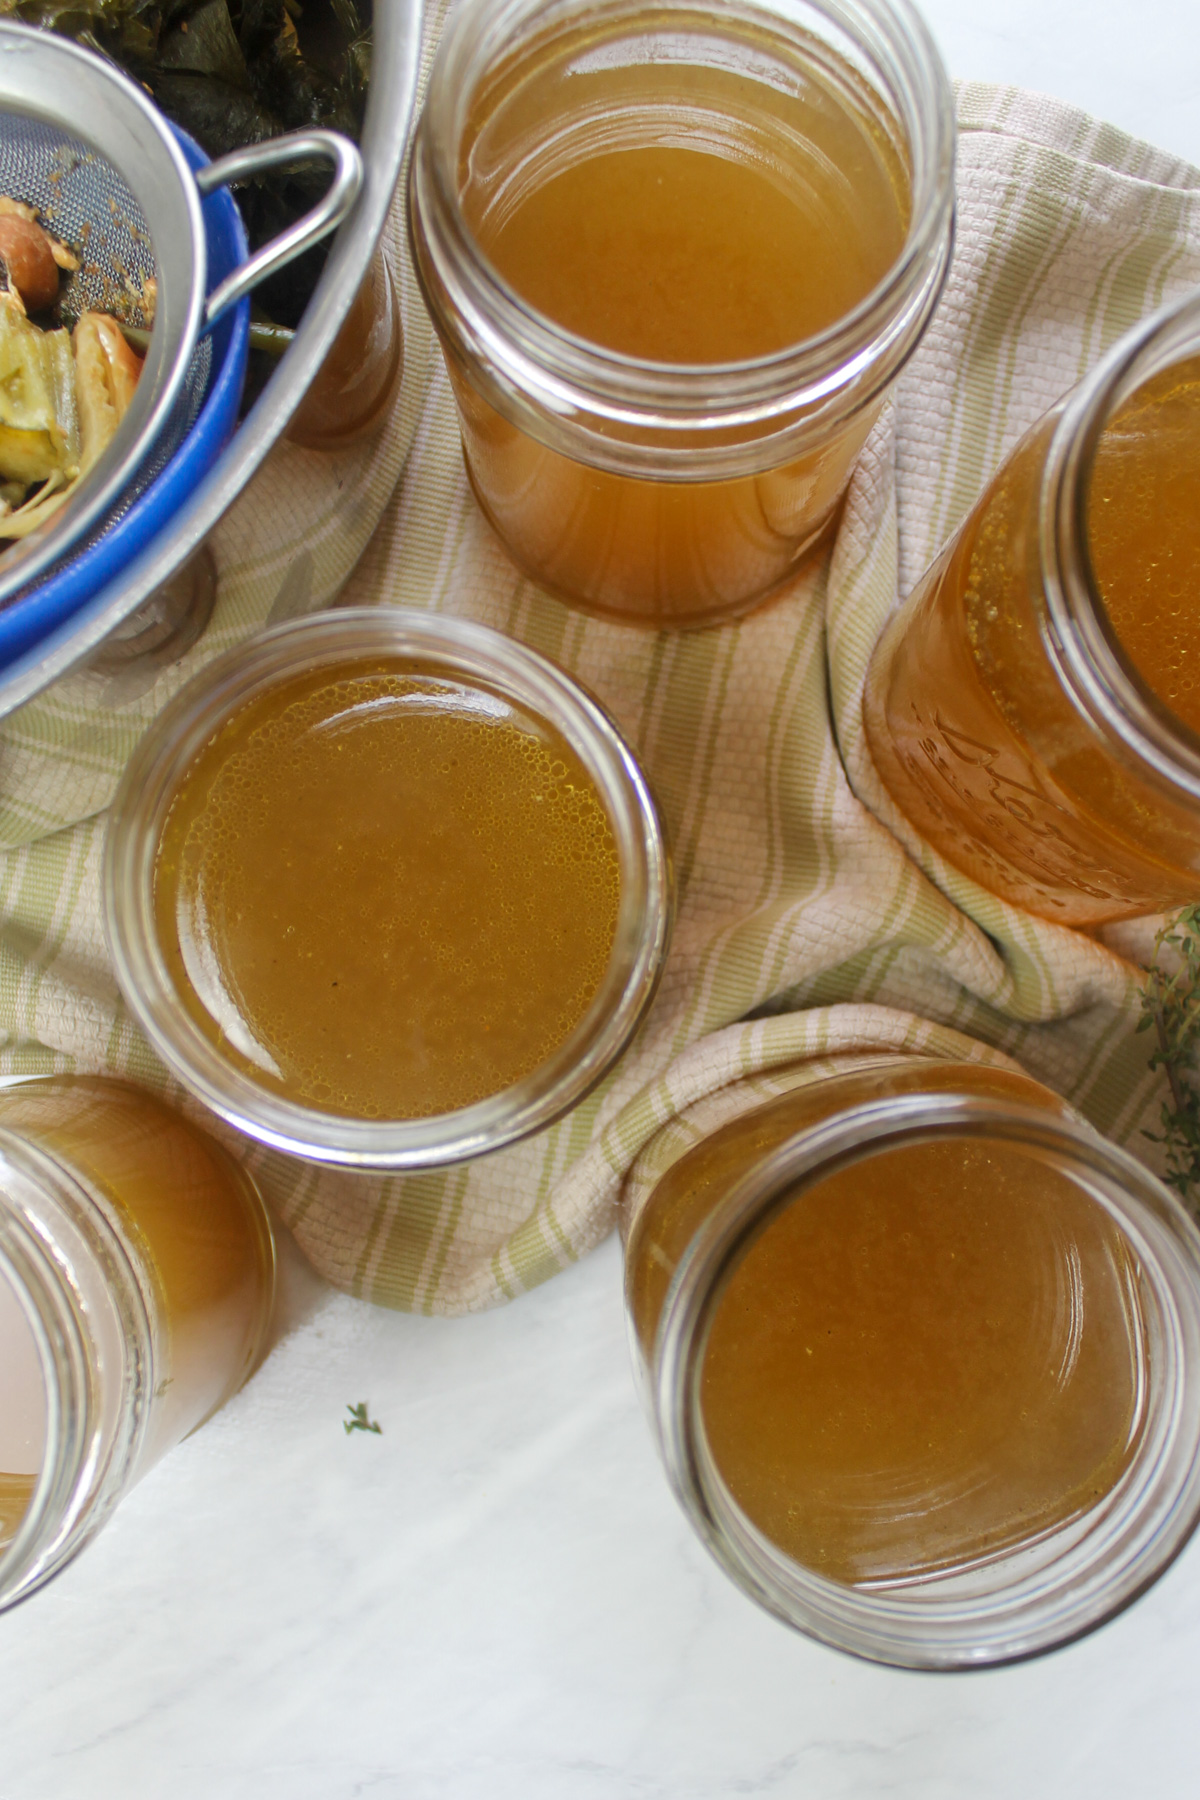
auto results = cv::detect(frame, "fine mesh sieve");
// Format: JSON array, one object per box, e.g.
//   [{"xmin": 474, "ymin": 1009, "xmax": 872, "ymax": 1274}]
[
  {"xmin": 1, "ymin": 115, "xmax": 212, "ymax": 530},
  {"xmin": 0, "ymin": 128, "xmax": 248, "ymax": 668},
  {"xmin": 0, "ymin": 20, "xmax": 362, "ymax": 608}
]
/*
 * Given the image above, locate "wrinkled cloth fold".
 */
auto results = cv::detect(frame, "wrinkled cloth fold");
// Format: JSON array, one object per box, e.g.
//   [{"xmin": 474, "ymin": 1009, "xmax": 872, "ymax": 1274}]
[{"xmin": 0, "ymin": 70, "xmax": 1196, "ymax": 1312}]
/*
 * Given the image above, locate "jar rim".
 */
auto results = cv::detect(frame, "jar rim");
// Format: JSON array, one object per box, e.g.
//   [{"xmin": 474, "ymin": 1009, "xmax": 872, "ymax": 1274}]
[
  {"xmin": 103, "ymin": 609, "xmax": 673, "ymax": 1169},
  {"xmin": 652, "ymin": 1086, "xmax": 1200, "ymax": 1669},
  {"xmin": 410, "ymin": 0, "xmax": 955, "ymax": 461},
  {"xmin": 1042, "ymin": 287, "xmax": 1200, "ymax": 806}
]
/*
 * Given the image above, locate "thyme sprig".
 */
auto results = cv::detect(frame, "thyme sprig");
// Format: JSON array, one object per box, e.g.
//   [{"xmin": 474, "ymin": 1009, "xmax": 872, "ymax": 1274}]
[
  {"xmin": 1138, "ymin": 904, "xmax": 1200, "ymax": 1213},
  {"xmin": 343, "ymin": 1401, "xmax": 382, "ymax": 1437}
]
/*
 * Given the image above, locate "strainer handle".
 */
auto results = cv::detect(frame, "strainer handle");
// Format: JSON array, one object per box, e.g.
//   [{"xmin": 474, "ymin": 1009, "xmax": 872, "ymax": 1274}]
[{"xmin": 195, "ymin": 130, "xmax": 364, "ymax": 332}]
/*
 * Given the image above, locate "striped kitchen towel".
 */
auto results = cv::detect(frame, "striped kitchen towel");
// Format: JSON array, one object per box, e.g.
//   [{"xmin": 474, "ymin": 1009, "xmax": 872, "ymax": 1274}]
[{"xmin": 1, "ymin": 70, "xmax": 1197, "ymax": 1312}]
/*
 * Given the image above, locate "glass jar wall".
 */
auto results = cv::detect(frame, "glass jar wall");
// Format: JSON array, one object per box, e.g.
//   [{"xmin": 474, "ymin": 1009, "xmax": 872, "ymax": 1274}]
[
  {"xmin": 0, "ymin": 1076, "xmax": 275, "ymax": 1611},
  {"xmin": 621, "ymin": 1053, "xmax": 1200, "ymax": 1667},
  {"xmin": 286, "ymin": 251, "xmax": 404, "ymax": 451},
  {"xmin": 863, "ymin": 291, "xmax": 1200, "ymax": 925},
  {"xmin": 409, "ymin": 0, "xmax": 954, "ymax": 627}
]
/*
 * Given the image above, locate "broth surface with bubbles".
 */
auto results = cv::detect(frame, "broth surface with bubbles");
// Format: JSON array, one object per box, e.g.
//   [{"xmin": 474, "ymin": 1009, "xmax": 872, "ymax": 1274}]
[{"xmin": 154, "ymin": 661, "xmax": 621, "ymax": 1119}]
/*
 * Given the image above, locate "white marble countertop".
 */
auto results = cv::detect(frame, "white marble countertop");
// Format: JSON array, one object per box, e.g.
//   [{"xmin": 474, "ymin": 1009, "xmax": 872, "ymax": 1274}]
[{"xmin": 6, "ymin": 4, "xmax": 1200, "ymax": 1796}]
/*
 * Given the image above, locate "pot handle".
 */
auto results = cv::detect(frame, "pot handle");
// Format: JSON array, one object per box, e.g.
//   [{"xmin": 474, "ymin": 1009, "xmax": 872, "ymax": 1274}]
[{"xmin": 194, "ymin": 129, "xmax": 364, "ymax": 332}]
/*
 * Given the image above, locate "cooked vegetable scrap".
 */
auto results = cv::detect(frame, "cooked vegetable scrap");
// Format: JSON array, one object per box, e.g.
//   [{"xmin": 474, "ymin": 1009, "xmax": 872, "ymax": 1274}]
[
  {"xmin": 0, "ymin": 213, "xmax": 64, "ymax": 312},
  {"xmin": 0, "ymin": 197, "xmax": 79, "ymax": 314},
  {"xmin": 74, "ymin": 309, "xmax": 143, "ymax": 468},
  {"xmin": 0, "ymin": 202, "xmax": 143, "ymax": 542},
  {"xmin": 0, "ymin": 301, "xmax": 77, "ymax": 487}
]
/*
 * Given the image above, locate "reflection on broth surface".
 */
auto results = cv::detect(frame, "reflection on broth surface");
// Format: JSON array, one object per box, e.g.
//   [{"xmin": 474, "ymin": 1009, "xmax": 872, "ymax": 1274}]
[
  {"xmin": 702, "ymin": 1136, "xmax": 1141, "ymax": 1585},
  {"xmin": 155, "ymin": 661, "xmax": 621, "ymax": 1120},
  {"xmin": 471, "ymin": 116, "xmax": 907, "ymax": 366}
]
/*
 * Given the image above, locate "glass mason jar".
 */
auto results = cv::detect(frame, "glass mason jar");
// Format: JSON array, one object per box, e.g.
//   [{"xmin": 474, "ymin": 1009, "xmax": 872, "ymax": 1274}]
[
  {"xmin": 408, "ymin": 0, "xmax": 955, "ymax": 628},
  {"xmin": 621, "ymin": 1053, "xmax": 1200, "ymax": 1668},
  {"xmin": 0, "ymin": 1076, "xmax": 275, "ymax": 1612},
  {"xmin": 287, "ymin": 250, "xmax": 404, "ymax": 451},
  {"xmin": 104, "ymin": 609, "xmax": 671, "ymax": 1168},
  {"xmin": 864, "ymin": 291, "xmax": 1200, "ymax": 925}
]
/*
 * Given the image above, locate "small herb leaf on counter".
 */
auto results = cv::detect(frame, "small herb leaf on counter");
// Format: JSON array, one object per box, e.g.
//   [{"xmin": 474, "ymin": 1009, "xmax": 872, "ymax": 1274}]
[{"xmin": 343, "ymin": 1401, "xmax": 381, "ymax": 1436}]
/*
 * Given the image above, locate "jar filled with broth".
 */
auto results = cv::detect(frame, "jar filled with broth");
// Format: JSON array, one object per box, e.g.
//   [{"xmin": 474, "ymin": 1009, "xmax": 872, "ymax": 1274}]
[
  {"xmin": 622, "ymin": 1053, "xmax": 1200, "ymax": 1666},
  {"xmin": 104, "ymin": 610, "xmax": 671, "ymax": 1167},
  {"xmin": 864, "ymin": 291, "xmax": 1200, "ymax": 924},
  {"xmin": 0, "ymin": 1077, "xmax": 275, "ymax": 1611},
  {"xmin": 409, "ymin": 0, "xmax": 954, "ymax": 627}
]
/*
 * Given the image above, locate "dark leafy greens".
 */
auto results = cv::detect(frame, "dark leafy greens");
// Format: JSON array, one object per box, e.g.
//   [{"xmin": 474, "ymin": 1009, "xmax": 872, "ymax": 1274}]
[{"xmin": 0, "ymin": 0, "xmax": 371, "ymax": 324}]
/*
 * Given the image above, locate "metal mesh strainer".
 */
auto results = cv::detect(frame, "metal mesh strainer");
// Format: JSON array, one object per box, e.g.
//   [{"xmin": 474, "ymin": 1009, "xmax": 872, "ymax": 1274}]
[
  {"xmin": 0, "ymin": 20, "xmax": 362, "ymax": 608},
  {"xmin": 6, "ymin": 115, "xmax": 162, "ymax": 320},
  {"xmin": 5, "ymin": 116, "xmax": 212, "ymax": 524}
]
